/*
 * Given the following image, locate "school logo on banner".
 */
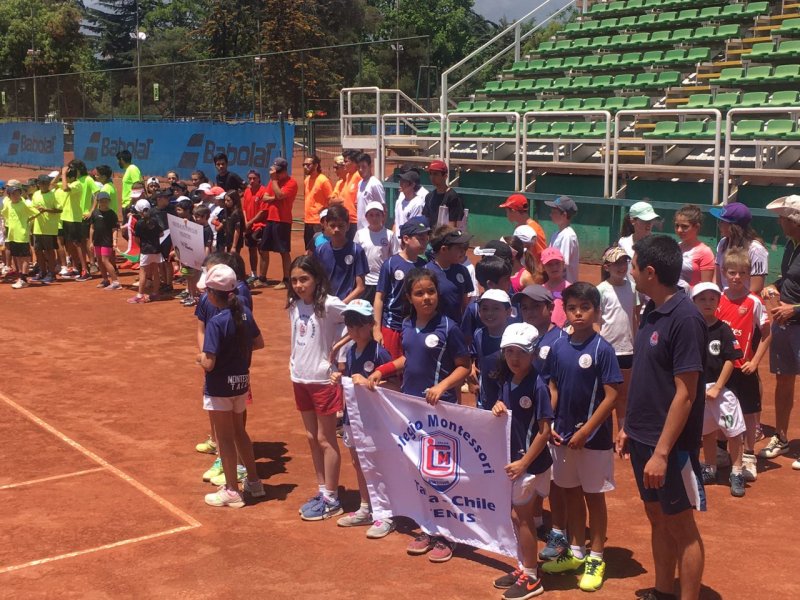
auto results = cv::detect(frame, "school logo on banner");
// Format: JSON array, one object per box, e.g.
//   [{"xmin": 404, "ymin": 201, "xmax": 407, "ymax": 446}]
[{"xmin": 419, "ymin": 433, "xmax": 460, "ymax": 493}]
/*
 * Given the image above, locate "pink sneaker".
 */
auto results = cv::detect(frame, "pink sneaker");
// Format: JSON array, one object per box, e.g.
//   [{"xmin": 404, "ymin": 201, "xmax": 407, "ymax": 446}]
[
  {"xmin": 204, "ymin": 486, "xmax": 245, "ymax": 508},
  {"xmin": 428, "ymin": 538, "xmax": 455, "ymax": 563},
  {"xmin": 406, "ymin": 532, "xmax": 435, "ymax": 555}
]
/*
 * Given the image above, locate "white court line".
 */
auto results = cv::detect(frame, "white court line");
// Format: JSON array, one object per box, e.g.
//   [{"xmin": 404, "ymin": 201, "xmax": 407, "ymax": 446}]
[
  {"xmin": 0, "ymin": 467, "xmax": 106, "ymax": 490},
  {"xmin": 0, "ymin": 525, "xmax": 197, "ymax": 575},
  {"xmin": 0, "ymin": 390, "xmax": 201, "ymax": 529}
]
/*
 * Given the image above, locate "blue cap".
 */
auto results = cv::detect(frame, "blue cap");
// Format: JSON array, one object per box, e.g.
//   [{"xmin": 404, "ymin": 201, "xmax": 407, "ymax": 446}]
[
  {"xmin": 400, "ymin": 216, "xmax": 431, "ymax": 237},
  {"xmin": 0, "ymin": 180, "xmax": 6, "ymax": 188},
  {"xmin": 545, "ymin": 195, "xmax": 578, "ymax": 215}
]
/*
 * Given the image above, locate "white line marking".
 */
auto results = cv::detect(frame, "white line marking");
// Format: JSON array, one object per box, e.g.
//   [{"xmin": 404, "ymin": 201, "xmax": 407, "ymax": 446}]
[
  {"xmin": 0, "ymin": 467, "xmax": 106, "ymax": 490},
  {"xmin": 0, "ymin": 526, "xmax": 196, "ymax": 575},
  {"xmin": 0, "ymin": 391, "xmax": 201, "ymax": 528}
]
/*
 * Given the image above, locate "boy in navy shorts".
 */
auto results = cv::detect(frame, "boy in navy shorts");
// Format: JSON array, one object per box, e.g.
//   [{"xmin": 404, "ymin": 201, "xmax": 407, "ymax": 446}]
[
  {"xmin": 622, "ymin": 235, "xmax": 707, "ymax": 600},
  {"xmin": 541, "ymin": 282, "xmax": 622, "ymax": 593}
]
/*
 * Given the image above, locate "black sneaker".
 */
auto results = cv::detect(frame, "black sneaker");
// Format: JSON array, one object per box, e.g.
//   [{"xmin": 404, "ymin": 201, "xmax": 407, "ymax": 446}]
[
  {"xmin": 494, "ymin": 569, "xmax": 523, "ymax": 589},
  {"xmin": 502, "ymin": 573, "xmax": 544, "ymax": 599},
  {"xmin": 75, "ymin": 271, "xmax": 91, "ymax": 282}
]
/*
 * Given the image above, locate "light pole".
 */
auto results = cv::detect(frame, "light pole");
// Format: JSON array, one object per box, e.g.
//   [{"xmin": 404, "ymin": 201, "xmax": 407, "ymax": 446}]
[
  {"xmin": 390, "ymin": 44, "xmax": 403, "ymax": 90},
  {"xmin": 26, "ymin": 48, "xmax": 40, "ymax": 121},
  {"xmin": 130, "ymin": 30, "xmax": 147, "ymax": 120},
  {"xmin": 254, "ymin": 56, "xmax": 266, "ymax": 121}
]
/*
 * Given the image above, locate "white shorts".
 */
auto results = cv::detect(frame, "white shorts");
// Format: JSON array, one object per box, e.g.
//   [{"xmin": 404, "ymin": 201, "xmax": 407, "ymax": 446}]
[
  {"xmin": 512, "ymin": 469, "xmax": 551, "ymax": 506},
  {"xmin": 702, "ymin": 383, "xmax": 746, "ymax": 438},
  {"xmin": 203, "ymin": 392, "xmax": 248, "ymax": 413},
  {"xmin": 139, "ymin": 253, "xmax": 163, "ymax": 266},
  {"xmin": 550, "ymin": 445, "xmax": 615, "ymax": 493}
]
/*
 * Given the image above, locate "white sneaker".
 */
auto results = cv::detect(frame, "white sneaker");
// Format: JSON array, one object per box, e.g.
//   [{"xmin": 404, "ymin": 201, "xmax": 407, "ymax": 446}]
[
  {"xmin": 243, "ymin": 478, "xmax": 266, "ymax": 498},
  {"xmin": 742, "ymin": 453, "xmax": 758, "ymax": 482},
  {"xmin": 11, "ymin": 279, "xmax": 28, "ymax": 289},
  {"xmin": 204, "ymin": 486, "xmax": 245, "ymax": 508},
  {"xmin": 59, "ymin": 266, "xmax": 69, "ymax": 276},
  {"xmin": 792, "ymin": 458, "xmax": 800, "ymax": 471},
  {"xmin": 759, "ymin": 435, "xmax": 790, "ymax": 459},
  {"xmin": 337, "ymin": 510, "xmax": 372, "ymax": 527},
  {"xmin": 106, "ymin": 281, "xmax": 122, "ymax": 290},
  {"xmin": 366, "ymin": 518, "xmax": 396, "ymax": 539}
]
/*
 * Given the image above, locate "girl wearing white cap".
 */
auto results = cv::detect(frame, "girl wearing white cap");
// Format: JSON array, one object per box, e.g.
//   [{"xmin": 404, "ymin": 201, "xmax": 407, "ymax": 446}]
[{"xmin": 618, "ymin": 201, "xmax": 660, "ymax": 260}]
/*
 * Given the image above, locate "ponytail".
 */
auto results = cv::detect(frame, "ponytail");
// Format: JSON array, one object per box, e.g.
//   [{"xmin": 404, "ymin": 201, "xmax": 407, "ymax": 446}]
[{"xmin": 227, "ymin": 292, "xmax": 249, "ymax": 357}]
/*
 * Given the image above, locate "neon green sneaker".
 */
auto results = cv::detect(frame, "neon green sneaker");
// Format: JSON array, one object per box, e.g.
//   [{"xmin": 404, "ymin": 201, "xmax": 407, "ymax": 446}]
[
  {"xmin": 579, "ymin": 557, "xmax": 606, "ymax": 592},
  {"xmin": 542, "ymin": 550, "xmax": 585, "ymax": 575},
  {"xmin": 195, "ymin": 436, "xmax": 217, "ymax": 454},
  {"xmin": 202, "ymin": 457, "xmax": 223, "ymax": 482},
  {"xmin": 210, "ymin": 465, "xmax": 247, "ymax": 486}
]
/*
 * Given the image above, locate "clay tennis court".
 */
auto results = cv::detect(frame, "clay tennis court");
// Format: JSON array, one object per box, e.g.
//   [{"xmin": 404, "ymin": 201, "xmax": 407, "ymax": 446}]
[{"xmin": 1, "ymin": 161, "xmax": 797, "ymax": 598}]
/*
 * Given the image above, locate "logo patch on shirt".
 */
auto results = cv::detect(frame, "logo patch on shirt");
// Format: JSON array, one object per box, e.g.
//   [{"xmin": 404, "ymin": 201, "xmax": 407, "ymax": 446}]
[
  {"xmin": 381, "ymin": 238, "xmax": 389, "ymax": 247},
  {"xmin": 519, "ymin": 396, "xmax": 533, "ymax": 409},
  {"xmin": 363, "ymin": 361, "xmax": 375, "ymax": 373},
  {"xmin": 708, "ymin": 340, "xmax": 721, "ymax": 356},
  {"xmin": 579, "ymin": 353, "xmax": 593, "ymax": 369},
  {"xmin": 738, "ymin": 305, "xmax": 748, "ymax": 315},
  {"xmin": 456, "ymin": 273, "xmax": 465, "ymax": 284},
  {"xmin": 394, "ymin": 269, "xmax": 405, "ymax": 281},
  {"xmin": 538, "ymin": 346, "xmax": 550, "ymax": 360},
  {"xmin": 650, "ymin": 331, "xmax": 659, "ymax": 347},
  {"xmin": 344, "ymin": 254, "xmax": 354, "ymax": 265},
  {"xmin": 425, "ymin": 334, "xmax": 440, "ymax": 348}
]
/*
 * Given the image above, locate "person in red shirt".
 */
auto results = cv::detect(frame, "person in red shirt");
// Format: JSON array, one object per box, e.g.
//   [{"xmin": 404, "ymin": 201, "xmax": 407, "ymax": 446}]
[
  {"xmin": 257, "ymin": 157, "xmax": 298, "ymax": 290},
  {"xmin": 241, "ymin": 170, "xmax": 268, "ymax": 284},
  {"xmin": 499, "ymin": 193, "xmax": 547, "ymax": 261}
]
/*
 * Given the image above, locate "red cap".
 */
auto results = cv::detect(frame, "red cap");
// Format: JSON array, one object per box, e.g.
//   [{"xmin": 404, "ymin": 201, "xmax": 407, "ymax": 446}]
[
  {"xmin": 499, "ymin": 193, "xmax": 528, "ymax": 210},
  {"xmin": 427, "ymin": 160, "xmax": 448, "ymax": 173}
]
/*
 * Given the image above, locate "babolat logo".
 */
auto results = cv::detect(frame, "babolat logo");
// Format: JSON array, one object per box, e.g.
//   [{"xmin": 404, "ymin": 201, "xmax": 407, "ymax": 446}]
[
  {"xmin": 81, "ymin": 131, "xmax": 153, "ymax": 162},
  {"xmin": 8, "ymin": 129, "xmax": 55, "ymax": 156},
  {"xmin": 178, "ymin": 133, "xmax": 277, "ymax": 170}
]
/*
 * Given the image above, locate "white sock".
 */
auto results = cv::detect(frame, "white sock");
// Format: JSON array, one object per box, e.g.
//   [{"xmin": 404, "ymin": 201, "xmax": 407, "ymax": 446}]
[
  {"xmin": 590, "ymin": 550, "xmax": 603, "ymax": 561},
  {"xmin": 732, "ymin": 466, "xmax": 742, "ymax": 475},
  {"xmin": 534, "ymin": 516, "xmax": 544, "ymax": 528},
  {"xmin": 570, "ymin": 545, "xmax": 586, "ymax": 559},
  {"xmin": 323, "ymin": 487, "xmax": 337, "ymax": 501},
  {"xmin": 318, "ymin": 484, "xmax": 326, "ymax": 495},
  {"xmin": 357, "ymin": 502, "xmax": 370, "ymax": 515},
  {"xmin": 523, "ymin": 567, "xmax": 538, "ymax": 579},
  {"xmin": 552, "ymin": 527, "xmax": 566, "ymax": 536}
]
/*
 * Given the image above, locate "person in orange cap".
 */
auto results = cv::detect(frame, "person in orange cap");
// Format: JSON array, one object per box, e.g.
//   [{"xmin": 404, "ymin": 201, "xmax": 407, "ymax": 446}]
[{"xmin": 500, "ymin": 193, "xmax": 546, "ymax": 260}]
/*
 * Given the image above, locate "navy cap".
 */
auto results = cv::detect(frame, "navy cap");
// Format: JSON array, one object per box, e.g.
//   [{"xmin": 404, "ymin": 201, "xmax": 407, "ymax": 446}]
[
  {"xmin": 400, "ymin": 216, "xmax": 431, "ymax": 237},
  {"xmin": 513, "ymin": 284, "xmax": 554, "ymax": 305},
  {"xmin": 273, "ymin": 157, "xmax": 289, "ymax": 170},
  {"xmin": 545, "ymin": 195, "xmax": 578, "ymax": 215}
]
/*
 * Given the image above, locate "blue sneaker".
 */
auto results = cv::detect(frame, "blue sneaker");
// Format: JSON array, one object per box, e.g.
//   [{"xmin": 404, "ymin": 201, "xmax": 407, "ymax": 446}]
[
  {"xmin": 301, "ymin": 496, "xmax": 343, "ymax": 521},
  {"xmin": 298, "ymin": 492, "xmax": 323, "ymax": 515},
  {"xmin": 538, "ymin": 529, "xmax": 569, "ymax": 561}
]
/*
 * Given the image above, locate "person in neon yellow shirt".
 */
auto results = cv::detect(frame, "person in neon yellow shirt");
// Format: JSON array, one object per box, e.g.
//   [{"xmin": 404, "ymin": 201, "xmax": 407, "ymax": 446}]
[
  {"xmin": 117, "ymin": 149, "xmax": 141, "ymax": 214},
  {"xmin": 60, "ymin": 164, "xmax": 90, "ymax": 280},
  {"xmin": 31, "ymin": 173, "xmax": 62, "ymax": 283},
  {"xmin": 1, "ymin": 180, "xmax": 39, "ymax": 288},
  {"xmin": 95, "ymin": 165, "xmax": 119, "ymax": 215}
]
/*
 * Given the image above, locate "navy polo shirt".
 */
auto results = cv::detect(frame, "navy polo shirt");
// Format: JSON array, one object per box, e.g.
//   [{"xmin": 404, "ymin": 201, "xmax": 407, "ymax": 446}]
[
  {"xmin": 425, "ymin": 260, "xmax": 474, "ymax": 322},
  {"xmin": 314, "ymin": 240, "xmax": 369, "ymax": 300},
  {"xmin": 401, "ymin": 313, "xmax": 470, "ymax": 404},
  {"xmin": 473, "ymin": 326, "xmax": 504, "ymax": 410},
  {"xmin": 501, "ymin": 369, "xmax": 554, "ymax": 475},
  {"xmin": 376, "ymin": 254, "xmax": 426, "ymax": 330},
  {"xmin": 194, "ymin": 281, "xmax": 254, "ymax": 324},
  {"xmin": 203, "ymin": 306, "xmax": 260, "ymax": 397},
  {"xmin": 533, "ymin": 324, "xmax": 565, "ymax": 381},
  {"xmin": 543, "ymin": 332, "xmax": 623, "ymax": 450},
  {"xmin": 343, "ymin": 339, "xmax": 392, "ymax": 425},
  {"xmin": 626, "ymin": 292, "xmax": 707, "ymax": 450},
  {"xmin": 460, "ymin": 301, "xmax": 521, "ymax": 345}
]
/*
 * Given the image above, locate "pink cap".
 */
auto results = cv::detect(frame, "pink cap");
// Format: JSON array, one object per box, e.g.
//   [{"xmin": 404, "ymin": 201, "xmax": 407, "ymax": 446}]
[{"xmin": 541, "ymin": 247, "xmax": 564, "ymax": 264}]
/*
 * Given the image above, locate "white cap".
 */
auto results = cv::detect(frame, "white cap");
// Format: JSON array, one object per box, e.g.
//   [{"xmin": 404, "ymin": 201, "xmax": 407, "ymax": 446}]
[
  {"xmin": 343, "ymin": 298, "xmax": 374, "ymax": 317},
  {"xmin": 766, "ymin": 194, "xmax": 800, "ymax": 217},
  {"xmin": 365, "ymin": 201, "xmax": 385, "ymax": 214},
  {"xmin": 134, "ymin": 199, "xmax": 151, "ymax": 213},
  {"xmin": 479, "ymin": 289, "xmax": 511, "ymax": 305},
  {"xmin": 130, "ymin": 188, "xmax": 144, "ymax": 199},
  {"xmin": 319, "ymin": 208, "xmax": 329, "ymax": 220},
  {"xmin": 48, "ymin": 170, "xmax": 60, "ymax": 179},
  {"xmin": 629, "ymin": 201, "xmax": 660, "ymax": 221},
  {"xmin": 175, "ymin": 195, "xmax": 190, "ymax": 203},
  {"xmin": 198, "ymin": 264, "xmax": 237, "ymax": 292},
  {"xmin": 146, "ymin": 176, "xmax": 159, "ymax": 186},
  {"xmin": 691, "ymin": 281, "xmax": 722, "ymax": 299},
  {"xmin": 197, "ymin": 183, "xmax": 212, "ymax": 193},
  {"xmin": 500, "ymin": 322, "xmax": 539, "ymax": 353},
  {"xmin": 513, "ymin": 224, "xmax": 537, "ymax": 244}
]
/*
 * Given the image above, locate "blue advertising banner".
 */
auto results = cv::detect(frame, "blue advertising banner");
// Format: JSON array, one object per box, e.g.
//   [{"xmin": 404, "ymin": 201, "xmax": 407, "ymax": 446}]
[
  {"xmin": 0, "ymin": 122, "xmax": 64, "ymax": 168},
  {"xmin": 74, "ymin": 120, "xmax": 293, "ymax": 177}
]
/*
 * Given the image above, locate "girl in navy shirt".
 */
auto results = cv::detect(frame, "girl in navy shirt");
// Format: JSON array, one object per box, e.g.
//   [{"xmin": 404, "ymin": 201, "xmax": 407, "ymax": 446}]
[
  {"xmin": 197, "ymin": 264, "xmax": 265, "ymax": 509},
  {"xmin": 491, "ymin": 322, "xmax": 553, "ymax": 600},
  {"xmin": 424, "ymin": 225, "xmax": 474, "ymax": 322}
]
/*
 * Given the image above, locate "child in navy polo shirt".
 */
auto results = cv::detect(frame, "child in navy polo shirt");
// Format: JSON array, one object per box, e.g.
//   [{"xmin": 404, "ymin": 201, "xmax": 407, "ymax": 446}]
[
  {"xmin": 472, "ymin": 289, "xmax": 513, "ymax": 410},
  {"xmin": 461, "ymin": 254, "xmax": 514, "ymax": 346},
  {"xmin": 425, "ymin": 225, "xmax": 474, "ymax": 322},
  {"xmin": 491, "ymin": 322, "xmax": 553, "ymax": 600},
  {"xmin": 373, "ymin": 216, "xmax": 430, "ymax": 359},
  {"xmin": 314, "ymin": 204, "xmax": 368, "ymax": 302},
  {"xmin": 541, "ymin": 282, "xmax": 622, "ymax": 593},
  {"xmin": 331, "ymin": 300, "xmax": 394, "ymax": 538}
]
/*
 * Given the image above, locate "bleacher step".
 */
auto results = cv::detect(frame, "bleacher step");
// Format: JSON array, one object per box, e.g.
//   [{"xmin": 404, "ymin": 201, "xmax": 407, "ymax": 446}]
[
  {"xmin": 711, "ymin": 60, "xmax": 743, "ymax": 67},
  {"xmin": 672, "ymin": 85, "xmax": 712, "ymax": 91},
  {"xmin": 742, "ymin": 36, "xmax": 774, "ymax": 43}
]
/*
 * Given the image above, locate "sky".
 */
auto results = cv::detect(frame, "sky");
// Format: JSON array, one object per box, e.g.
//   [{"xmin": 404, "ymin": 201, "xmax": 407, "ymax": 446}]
[{"xmin": 474, "ymin": 0, "xmax": 572, "ymax": 24}]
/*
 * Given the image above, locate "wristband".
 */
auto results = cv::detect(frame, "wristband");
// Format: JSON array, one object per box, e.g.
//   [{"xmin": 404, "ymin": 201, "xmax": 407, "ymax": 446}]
[{"xmin": 376, "ymin": 362, "xmax": 398, "ymax": 378}]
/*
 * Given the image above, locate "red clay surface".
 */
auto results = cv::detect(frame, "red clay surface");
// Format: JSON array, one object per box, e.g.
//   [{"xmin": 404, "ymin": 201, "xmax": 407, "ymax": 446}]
[{"xmin": 1, "ymin": 161, "xmax": 798, "ymax": 598}]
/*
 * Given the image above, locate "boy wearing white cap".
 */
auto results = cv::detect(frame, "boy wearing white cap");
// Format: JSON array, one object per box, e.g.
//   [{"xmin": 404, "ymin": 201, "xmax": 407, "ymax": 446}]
[
  {"xmin": 353, "ymin": 200, "xmax": 399, "ymax": 304},
  {"xmin": 472, "ymin": 289, "xmax": 513, "ymax": 410}
]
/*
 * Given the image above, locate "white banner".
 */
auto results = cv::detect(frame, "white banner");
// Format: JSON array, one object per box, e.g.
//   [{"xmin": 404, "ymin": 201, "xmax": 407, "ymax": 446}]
[
  {"xmin": 167, "ymin": 214, "xmax": 205, "ymax": 270},
  {"xmin": 343, "ymin": 378, "xmax": 517, "ymax": 558}
]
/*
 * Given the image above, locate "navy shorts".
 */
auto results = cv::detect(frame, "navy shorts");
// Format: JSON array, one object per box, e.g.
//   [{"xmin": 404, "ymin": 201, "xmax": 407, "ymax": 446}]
[
  {"xmin": 629, "ymin": 437, "xmax": 706, "ymax": 515},
  {"xmin": 770, "ymin": 321, "xmax": 800, "ymax": 376},
  {"xmin": 727, "ymin": 368, "xmax": 761, "ymax": 414},
  {"xmin": 8, "ymin": 241, "xmax": 31, "ymax": 257},
  {"xmin": 259, "ymin": 221, "xmax": 291, "ymax": 253},
  {"xmin": 62, "ymin": 221, "xmax": 86, "ymax": 243}
]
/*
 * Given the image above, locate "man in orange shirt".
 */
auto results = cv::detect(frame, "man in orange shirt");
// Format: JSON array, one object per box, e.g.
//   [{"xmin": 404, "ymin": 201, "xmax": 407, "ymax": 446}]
[
  {"xmin": 257, "ymin": 157, "xmax": 298, "ymax": 290},
  {"xmin": 500, "ymin": 193, "xmax": 547, "ymax": 260},
  {"xmin": 331, "ymin": 155, "xmax": 346, "ymax": 199},
  {"xmin": 303, "ymin": 154, "xmax": 332, "ymax": 248},
  {"xmin": 340, "ymin": 149, "xmax": 361, "ymax": 240}
]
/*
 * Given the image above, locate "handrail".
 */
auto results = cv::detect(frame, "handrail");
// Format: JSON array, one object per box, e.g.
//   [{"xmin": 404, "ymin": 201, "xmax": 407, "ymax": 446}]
[
  {"xmin": 446, "ymin": 112, "xmax": 522, "ymax": 189},
  {"xmin": 440, "ymin": 0, "xmax": 572, "ymax": 111},
  {"xmin": 613, "ymin": 108, "xmax": 722, "ymax": 204},
  {"xmin": 380, "ymin": 112, "xmax": 446, "ymax": 173},
  {"xmin": 522, "ymin": 110, "xmax": 613, "ymax": 197},
  {"xmin": 723, "ymin": 106, "xmax": 800, "ymax": 203}
]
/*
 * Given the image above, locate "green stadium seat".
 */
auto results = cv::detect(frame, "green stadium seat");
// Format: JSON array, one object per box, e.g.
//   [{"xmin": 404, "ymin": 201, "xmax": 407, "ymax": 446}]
[
  {"xmin": 643, "ymin": 121, "xmax": 679, "ymax": 138},
  {"xmin": 583, "ymin": 97, "xmax": 605, "ymax": 110},
  {"xmin": 738, "ymin": 92, "xmax": 768, "ymax": 107},
  {"xmin": 768, "ymin": 90, "xmax": 800, "ymax": 106},
  {"xmin": 657, "ymin": 11, "xmax": 679, "ymax": 26},
  {"xmin": 659, "ymin": 49, "xmax": 685, "ymax": 66},
  {"xmin": 583, "ymin": 20, "xmax": 604, "ymax": 34},
  {"xmin": 643, "ymin": 0, "xmax": 664, "ymax": 9},
  {"xmin": 771, "ymin": 64, "xmax": 800, "ymax": 84},
  {"xmin": 684, "ymin": 93, "xmax": 713, "ymax": 108},
  {"xmin": 527, "ymin": 122, "xmax": 552, "ymax": 137},
  {"xmin": 762, "ymin": 119, "xmax": 796, "ymax": 139},
  {"xmin": 675, "ymin": 121, "xmax": 714, "ymax": 139},
  {"xmin": 687, "ymin": 47, "xmax": 711, "ymax": 62},
  {"xmin": 528, "ymin": 59, "xmax": 546, "ymax": 71},
  {"xmin": 562, "ymin": 56, "xmax": 584, "ymax": 70},
  {"xmin": 579, "ymin": 55, "xmax": 602, "ymax": 69},
  {"xmin": 472, "ymin": 100, "xmax": 492, "ymax": 111},
  {"xmin": 496, "ymin": 80, "xmax": 519, "ymax": 94},
  {"xmin": 515, "ymin": 79, "xmax": 536, "ymax": 94},
  {"xmin": 747, "ymin": 42, "xmax": 774, "ymax": 60},
  {"xmin": 542, "ymin": 99, "xmax": 564, "ymax": 111},
  {"xmin": 619, "ymin": 15, "xmax": 638, "ymax": 28},
  {"xmin": 505, "ymin": 60, "xmax": 528, "ymax": 74},
  {"xmin": 730, "ymin": 119, "xmax": 764, "ymax": 139},
  {"xmin": 571, "ymin": 38, "xmax": 592, "ymax": 51},
  {"xmin": 492, "ymin": 123, "xmax": 515, "ymax": 137},
  {"xmin": 741, "ymin": 2, "xmax": 769, "ymax": 18},
  {"xmin": 632, "ymin": 72, "xmax": 659, "ymax": 88},
  {"xmin": 660, "ymin": 0, "xmax": 683, "ymax": 9},
  {"xmin": 619, "ymin": 52, "xmax": 643, "ymax": 67},
  {"xmin": 549, "ymin": 122, "xmax": 573, "ymax": 137},
  {"xmin": 488, "ymin": 100, "xmax": 508, "ymax": 112},
  {"xmin": 674, "ymin": 9, "xmax": 699, "ymax": 26},
  {"xmin": 449, "ymin": 121, "xmax": 461, "ymax": 134},
  {"xmin": 649, "ymin": 29, "xmax": 673, "ymax": 44},
  {"xmin": 607, "ymin": 1, "xmax": 627, "ymax": 14},
  {"xmin": 564, "ymin": 22, "xmax": 584, "ymax": 36},
  {"xmin": 643, "ymin": 50, "xmax": 664, "ymax": 64},
  {"xmin": 716, "ymin": 67, "xmax": 744, "ymax": 85},
  {"xmin": 537, "ymin": 41, "xmax": 556, "ymax": 54},
  {"xmin": 454, "ymin": 101, "xmax": 473, "ymax": 112},
  {"xmin": 657, "ymin": 70, "xmax": 681, "ymax": 86},
  {"xmin": 626, "ymin": 95, "xmax": 650, "ymax": 109},
  {"xmin": 686, "ymin": 26, "xmax": 712, "ymax": 42},
  {"xmin": 506, "ymin": 100, "xmax": 526, "ymax": 112},
  {"xmin": 609, "ymin": 73, "xmax": 635, "ymax": 89},
  {"xmin": 720, "ymin": 4, "xmax": 745, "ymax": 19},
  {"xmin": 571, "ymin": 75, "xmax": 594, "ymax": 90},
  {"xmin": 524, "ymin": 100, "xmax": 545, "ymax": 111},
  {"xmin": 599, "ymin": 53, "xmax": 622, "ymax": 68},
  {"xmin": 562, "ymin": 98, "xmax": 584, "ymax": 111},
  {"xmin": 542, "ymin": 58, "xmax": 564, "ymax": 72},
  {"xmin": 715, "ymin": 24, "xmax": 740, "ymax": 41},
  {"xmin": 604, "ymin": 97, "xmax": 627, "ymax": 111},
  {"xmin": 455, "ymin": 123, "xmax": 477, "ymax": 136},
  {"xmin": 711, "ymin": 91, "xmax": 740, "ymax": 110},
  {"xmin": 569, "ymin": 122, "xmax": 595, "ymax": 137},
  {"xmin": 698, "ymin": 6, "xmax": 722, "ymax": 20},
  {"xmin": 589, "ymin": 2, "xmax": 609, "ymax": 16},
  {"xmin": 610, "ymin": 34, "xmax": 631, "ymax": 48},
  {"xmin": 626, "ymin": 0, "xmax": 646, "ymax": 12},
  {"xmin": 588, "ymin": 36, "xmax": 612, "ymax": 50},
  {"xmin": 418, "ymin": 121, "xmax": 441, "ymax": 136},
  {"xmin": 554, "ymin": 40, "xmax": 573, "ymax": 53},
  {"xmin": 637, "ymin": 13, "xmax": 659, "ymax": 28},
  {"xmin": 599, "ymin": 18, "xmax": 619, "ymax": 32},
  {"xmin": 743, "ymin": 65, "xmax": 771, "ymax": 83},
  {"xmin": 629, "ymin": 31, "xmax": 652, "ymax": 46},
  {"xmin": 551, "ymin": 77, "xmax": 574, "ymax": 92},
  {"xmin": 588, "ymin": 74, "xmax": 614, "ymax": 90},
  {"xmin": 478, "ymin": 81, "xmax": 501, "ymax": 94},
  {"xmin": 776, "ymin": 40, "xmax": 800, "ymax": 59},
  {"xmin": 474, "ymin": 122, "xmax": 495, "ymax": 136}
]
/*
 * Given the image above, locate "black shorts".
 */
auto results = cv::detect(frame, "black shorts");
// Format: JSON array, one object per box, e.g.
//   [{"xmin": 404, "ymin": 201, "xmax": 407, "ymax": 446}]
[
  {"xmin": 727, "ymin": 368, "xmax": 761, "ymax": 414},
  {"xmin": 629, "ymin": 437, "xmax": 706, "ymax": 515},
  {"xmin": 361, "ymin": 284, "xmax": 377, "ymax": 305},
  {"xmin": 8, "ymin": 241, "xmax": 31, "ymax": 257},
  {"xmin": 259, "ymin": 221, "xmax": 291, "ymax": 253},
  {"xmin": 34, "ymin": 234, "xmax": 57, "ymax": 251},
  {"xmin": 160, "ymin": 236, "xmax": 173, "ymax": 260},
  {"xmin": 61, "ymin": 221, "xmax": 86, "ymax": 243},
  {"xmin": 617, "ymin": 354, "xmax": 633, "ymax": 370},
  {"xmin": 82, "ymin": 219, "xmax": 91, "ymax": 238},
  {"xmin": 304, "ymin": 223, "xmax": 322, "ymax": 249},
  {"xmin": 245, "ymin": 229, "xmax": 263, "ymax": 248}
]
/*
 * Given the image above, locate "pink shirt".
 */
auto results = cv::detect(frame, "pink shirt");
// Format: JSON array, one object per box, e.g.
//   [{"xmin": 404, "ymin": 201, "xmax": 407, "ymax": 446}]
[
  {"xmin": 546, "ymin": 279, "xmax": 569, "ymax": 328},
  {"xmin": 680, "ymin": 241, "xmax": 715, "ymax": 288}
]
